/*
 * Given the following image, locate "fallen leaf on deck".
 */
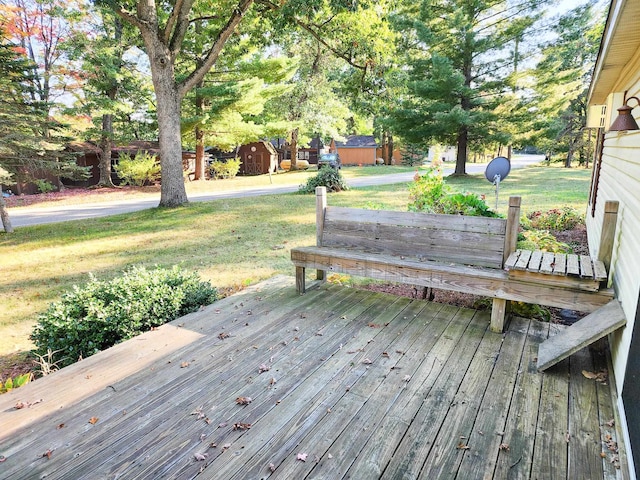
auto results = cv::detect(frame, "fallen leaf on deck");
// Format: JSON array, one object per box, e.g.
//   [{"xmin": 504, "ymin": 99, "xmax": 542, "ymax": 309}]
[
  {"xmin": 218, "ymin": 422, "xmax": 228, "ymax": 428},
  {"xmin": 457, "ymin": 443, "xmax": 470, "ymax": 450},
  {"xmin": 222, "ymin": 443, "xmax": 231, "ymax": 450},
  {"xmin": 218, "ymin": 332, "xmax": 230, "ymax": 340},
  {"xmin": 194, "ymin": 452, "xmax": 208, "ymax": 461},
  {"xmin": 499, "ymin": 443, "xmax": 510, "ymax": 451},
  {"xmin": 88, "ymin": 417, "xmax": 99, "ymax": 425},
  {"xmin": 42, "ymin": 449, "xmax": 53, "ymax": 459},
  {"xmin": 294, "ymin": 327, "xmax": 299, "ymax": 332},
  {"xmin": 582, "ymin": 370, "xmax": 598, "ymax": 379},
  {"xmin": 565, "ymin": 432, "xmax": 571, "ymax": 443},
  {"xmin": 57, "ymin": 424, "xmax": 65, "ymax": 429},
  {"xmin": 328, "ymin": 453, "xmax": 333, "ymax": 459},
  {"xmin": 181, "ymin": 361, "xmax": 190, "ymax": 368},
  {"xmin": 362, "ymin": 358, "xmax": 373, "ymax": 364},
  {"xmin": 258, "ymin": 364, "xmax": 270, "ymax": 373},
  {"xmin": 606, "ymin": 418, "xmax": 615, "ymax": 427},
  {"xmin": 403, "ymin": 375, "xmax": 411, "ymax": 382},
  {"xmin": 269, "ymin": 462, "xmax": 276, "ymax": 472},
  {"xmin": 296, "ymin": 452, "xmax": 307, "ymax": 462},
  {"xmin": 269, "ymin": 378, "xmax": 277, "ymax": 386},
  {"xmin": 233, "ymin": 422, "xmax": 251, "ymax": 430},
  {"xmin": 236, "ymin": 396, "xmax": 252, "ymax": 405},
  {"xmin": 0, "ymin": 455, "xmax": 6, "ymax": 462},
  {"xmin": 382, "ymin": 352, "xmax": 390, "ymax": 358}
]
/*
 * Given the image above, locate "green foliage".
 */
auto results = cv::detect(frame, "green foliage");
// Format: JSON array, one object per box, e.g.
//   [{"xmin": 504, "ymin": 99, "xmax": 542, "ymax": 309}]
[
  {"xmin": 30, "ymin": 266, "xmax": 217, "ymax": 368},
  {"xmin": 35, "ymin": 179, "xmax": 56, "ymax": 194},
  {"xmin": 298, "ymin": 166, "xmax": 349, "ymax": 193},
  {"xmin": 0, "ymin": 372, "xmax": 32, "ymax": 394},
  {"xmin": 408, "ymin": 169, "xmax": 497, "ymax": 217},
  {"xmin": 401, "ymin": 144, "xmax": 427, "ymax": 166},
  {"xmin": 526, "ymin": 207, "xmax": 584, "ymax": 231},
  {"xmin": 517, "ymin": 230, "xmax": 572, "ymax": 253},
  {"xmin": 209, "ymin": 157, "xmax": 241, "ymax": 179},
  {"xmin": 115, "ymin": 151, "xmax": 160, "ymax": 186}
]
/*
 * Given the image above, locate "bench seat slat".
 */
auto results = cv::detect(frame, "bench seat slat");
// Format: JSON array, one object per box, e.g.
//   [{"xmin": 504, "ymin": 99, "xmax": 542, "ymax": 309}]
[
  {"xmin": 325, "ymin": 206, "xmax": 507, "ymax": 234},
  {"xmin": 540, "ymin": 252, "xmax": 555, "ymax": 274},
  {"xmin": 580, "ymin": 255, "xmax": 594, "ymax": 278},
  {"xmin": 528, "ymin": 250, "xmax": 543, "ymax": 271},
  {"xmin": 504, "ymin": 251, "xmax": 520, "ymax": 269},
  {"xmin": 553, "ymin": 253, "xmax": 567, "ymax": 275},
  {"xmin": 291, "ymin": 246, "xmax": 613, "ymax": 311},
  {"xmin": 566, "ymin": 254, "xmax": 580, "ymax": 276},
  {"xmin": 593, "ymin": 260, "xmax": 608, "ymax": 281},
  {"xmin": 514, "ymin": 250, "xmax": 531, "ymax": 270}
]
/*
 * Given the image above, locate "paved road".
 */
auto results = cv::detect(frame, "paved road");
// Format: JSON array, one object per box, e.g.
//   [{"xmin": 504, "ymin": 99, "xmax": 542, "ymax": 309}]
[{"xmin": 8, "ymin": 155, "xmax": 543, "ymax": 227}]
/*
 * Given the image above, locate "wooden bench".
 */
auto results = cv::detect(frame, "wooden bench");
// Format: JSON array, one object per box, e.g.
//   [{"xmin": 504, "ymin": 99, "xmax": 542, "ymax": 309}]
[{"xmin": 291, "ymin": 187, "xmax": 615, "ymax": 333}]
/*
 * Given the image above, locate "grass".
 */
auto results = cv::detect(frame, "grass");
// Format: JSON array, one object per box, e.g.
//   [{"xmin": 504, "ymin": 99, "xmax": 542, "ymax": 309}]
[{"xmin": 0, "ymin": 163, "xmax": 592, "ymax": 355}]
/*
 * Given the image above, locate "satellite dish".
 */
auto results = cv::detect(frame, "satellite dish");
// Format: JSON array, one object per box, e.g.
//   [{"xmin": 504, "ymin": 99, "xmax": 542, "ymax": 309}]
[{"xmin": 485, "ymin": 156, "xmax": 511, "ymax": 209}]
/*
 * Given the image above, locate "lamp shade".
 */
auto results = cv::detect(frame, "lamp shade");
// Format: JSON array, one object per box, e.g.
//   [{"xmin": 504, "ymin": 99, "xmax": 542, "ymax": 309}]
[{"xmin": 609, "ymin": 104, "xmax": 640, "ymax": 131}]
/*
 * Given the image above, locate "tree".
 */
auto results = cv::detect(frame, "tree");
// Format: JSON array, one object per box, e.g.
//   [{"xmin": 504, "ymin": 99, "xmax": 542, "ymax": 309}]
[
  {"xmin": 385, "ymin": 0, "xmax": 543, "ymax": 175},
  {"xmin": 529, "ymin": 5, "xmax": 603, "ymax": 167},
  {"xmin": 0, "ymin": 32, "xmax": 87, "ymax": 231}
]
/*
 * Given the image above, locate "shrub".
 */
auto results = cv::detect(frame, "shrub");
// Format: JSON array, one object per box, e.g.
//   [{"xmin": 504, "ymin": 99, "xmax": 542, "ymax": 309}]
[
  {"xmin": 210, "ymin": 157, "xmax": 241, "ymax": 179},
  {"xmin": 298, "ymin": 166, "xmax": 349, "ymax": 193},
  {"xmin": 517, "ymin": 230, "xmax": 572, "ymax": 253},
  {"xmin": 408, "ymin": 168, "xmax": 497, "ymax": 217},
  {"xmin": 30, "ymin": 266, "xmax": 217, "ymax": 368},
  {"xmin": 35, "ymin": 179, "xmax": 56, "ymax": 194},
  {"xmin": 115, "ymin": 151, "xmax": 161, "ymax": 186},
  {"xmin": 526, "ymin": 207, "xmax": 584, "ymax": 231}
]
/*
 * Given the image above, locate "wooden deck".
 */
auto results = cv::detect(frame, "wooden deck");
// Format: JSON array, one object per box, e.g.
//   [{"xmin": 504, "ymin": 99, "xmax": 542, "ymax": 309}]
[{"xmin": 0, "ymin": 276, "xmax": 627, "ymax": 479}]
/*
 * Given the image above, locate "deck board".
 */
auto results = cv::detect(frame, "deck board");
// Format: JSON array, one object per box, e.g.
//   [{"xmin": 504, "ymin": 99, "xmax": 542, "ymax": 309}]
[{"xmin": 0, "ymin": 276, "xmax": 627, "ymax": 480}]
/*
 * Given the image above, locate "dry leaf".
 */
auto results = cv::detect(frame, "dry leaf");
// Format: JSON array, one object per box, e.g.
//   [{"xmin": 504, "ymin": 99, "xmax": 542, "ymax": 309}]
[
  {"xmin": 233, "ymin": 422, "xmax": 251, "ymax": 430},
  {"xmin": 403, "ymin": 375, "xmax": 411, "ymax": 382},
  {"xmin": 565, "ymin": 432, "xmax": 571, "ymax": 443},
  {"xmin": 582, "ymin": 370, "xmax": 598, "ymax": 379},
  {"xmin": 296, "ymin": 452, "xmax": 307, "ymax": 462},
  {"xmin": 327, "ymin": 453, "xmax": 333, "ymax": 459},
  {"xmin": 382, "ymin": 352, "xmax": 390, "ymax": 358},
  {"xmin": 222, "ymin": 443, "xmax": 231, "ymax": 450},
  {"xmin": 42, "ymin": 449, "xmax": 53, "ymax": 459},
  {"xmin": 88, "ymin": 417, "xmax": 99, "ymax": 425},
  {"xmin": 269, "ymin": 462, "xmax": 276, "ymax": 472},
  {"xmin": 606, "ymin": 418, "xmax": 615, "ymax": 427},
  {"xmin": 194, "ymin": 452, "xmax": 208, "ymax": 461},
  {"xmin": 181, "ymin": 361, "xmax": 190, "ymax": 368},
  {"xmin": 218, "ymin": 332, "xmax": 230, "ymax": 340},
  {"xmin": 499, "ymin": 443, "xmax": 510, "ymax": 451},
  {"xmin": 362, "ymin": 358, "xmax": 373, "ymax": 364},
  {"xmin": 457, "ymin": 443, "xmax": 470, "ymax": 450},
  {"xmin": 218, "ymin": 422, "xmax": 228, "ymax": 428},
  {"xmin": 57, "ymin": 423, "xmax": 65, "ymax": 429},
  {"xmin": 236, "ymin": 396, "xmax": 252, "ymax": 405},
  {"xmin": 258, "ymin": 364, "xmax": 270, "ymax": 373}
]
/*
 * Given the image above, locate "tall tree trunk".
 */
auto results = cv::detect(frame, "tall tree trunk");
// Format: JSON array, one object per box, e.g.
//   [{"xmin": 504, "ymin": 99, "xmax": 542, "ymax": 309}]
[
  {"xmin": 387, "ymin": 133, "xmax": 394, "ymax": 165},
  {"xmin": 98, "ymin": 113, "xmax": 115, "ymax": 187},
  {"xmin": 194, "ymin": 79, "xmax": 206, "ymax": 180},
  {"xmin": 454, "ymin": 127, "xmax": 468, "ymax": 175},
  {"xmin": 0, "ymin": 186, "xmax": 13, "ymax": 233},
  {"xmin": 290, "ymin": 127, "xmax": 299, "ymax": 171}
]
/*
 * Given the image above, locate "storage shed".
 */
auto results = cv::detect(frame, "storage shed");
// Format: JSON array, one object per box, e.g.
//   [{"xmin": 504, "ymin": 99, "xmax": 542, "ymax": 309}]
[
  {"xmin": 238, "ymin": 141, "xmax": 278, "ymax": 175},
  {"xmin": 334, "ymin": 135, "xmax": 378, "ymax": 166}
]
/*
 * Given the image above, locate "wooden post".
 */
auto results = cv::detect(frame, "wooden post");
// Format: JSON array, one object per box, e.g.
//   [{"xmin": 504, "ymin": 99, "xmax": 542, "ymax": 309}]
[
  {"xmin": 598, "ymin": 200, "xmax": 619, "ymax": 273},
  {"xmin": 503, "ymin": 196, "xmax": 521, "ymax": 264},
  {"xmin": 316, "ymin": 186, "xmax": 327, "ymax": 282},
  {"xmin": 492, "ymin": 196, "xmax": 521, "ymax": 333}
]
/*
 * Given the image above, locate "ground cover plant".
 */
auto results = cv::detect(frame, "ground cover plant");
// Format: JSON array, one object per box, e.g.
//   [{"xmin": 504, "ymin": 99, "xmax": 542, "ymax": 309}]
[{"xmin": 0, "ymin": 164, "xmax": 592, "ymax": 380}]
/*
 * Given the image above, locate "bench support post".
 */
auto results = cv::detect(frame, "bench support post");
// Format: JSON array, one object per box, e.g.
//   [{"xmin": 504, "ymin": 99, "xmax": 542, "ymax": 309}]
[
  {"xmin": 316, "ymin": 186, "xmax": 327, "ymax": 283},
  {"xmin": 598, "ymin": 200, "xmax": 619, "ymax": 274},
  {"xmin": 490, "ymin": 298, "xmax": 507, "ymax": 332},
  {"xmin": 296, "ymin": 266, "xmax": 306, "ymax": 294}
]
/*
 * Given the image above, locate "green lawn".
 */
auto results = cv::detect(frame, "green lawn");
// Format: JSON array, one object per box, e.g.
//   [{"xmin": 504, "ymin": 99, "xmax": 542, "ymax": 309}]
[{"xmin": 0, "ymin": 164, "xmax": 592, "ymax": 354}]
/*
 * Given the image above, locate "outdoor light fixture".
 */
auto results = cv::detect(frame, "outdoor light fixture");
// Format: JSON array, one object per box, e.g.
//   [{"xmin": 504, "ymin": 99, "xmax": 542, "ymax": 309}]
[{"xmin": 609, "ymin": 95, "xmax": 640, "ymax": 131}]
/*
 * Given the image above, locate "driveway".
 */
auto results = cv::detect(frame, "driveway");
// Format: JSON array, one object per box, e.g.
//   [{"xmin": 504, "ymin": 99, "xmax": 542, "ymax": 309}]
[{"xmin": 8, "ymin": 155, "xmax": 543, "ymax": 228}]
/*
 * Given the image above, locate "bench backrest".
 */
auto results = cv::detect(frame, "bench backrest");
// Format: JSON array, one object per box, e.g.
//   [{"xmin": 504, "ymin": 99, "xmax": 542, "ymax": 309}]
[{"xmin": 315, "ymin": 187, "xmax": 521, "ymax": 269}]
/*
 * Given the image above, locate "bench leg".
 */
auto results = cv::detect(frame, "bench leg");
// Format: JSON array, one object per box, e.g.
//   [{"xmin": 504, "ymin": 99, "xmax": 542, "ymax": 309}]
[
  {"xmin": 316, "ymin": 269, "xmax": 326, "ymax": 282},
  {"xmin": 296, "ymin": 266, "xmax": 306, "ymax": 294},
  {"xmin": 490, "ymin": 298, "xmax": 507, "ymax": 333}
]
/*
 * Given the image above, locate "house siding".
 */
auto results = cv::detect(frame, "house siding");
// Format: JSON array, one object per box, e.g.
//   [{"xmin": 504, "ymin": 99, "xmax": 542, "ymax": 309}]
[{"xmin": 587, "ymin": 82, "xmax": 640, "ymax": 394}]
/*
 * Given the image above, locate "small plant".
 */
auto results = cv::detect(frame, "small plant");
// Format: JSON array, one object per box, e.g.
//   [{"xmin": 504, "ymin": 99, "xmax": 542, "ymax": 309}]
[
  {"xmin": 210, "ymin": 157, "xmax": 241, "ymax": 179},
  {"xmin": 30, "ymin": 266, "xmax": 217, "ymax": 369},
  {"xmin": 35, "ymin": 179, "xmax": 56, "ymax": 194},
  {"xmin": 115, "ymin": 151, "xmax": 161, "ymax": 186},
  {"xmin": 408, "ymin": 168, "xmax": 497, "ymax": 217},
  {"xmin": 526, "ymin": 207, "xmax": 584, "ymax": 231},
  {"xmin": 517, "ymin": 230, "xmax": 572, "ymax": 253},
  {"xmin": 0, "ymin": 372, "xmax": 32, "ymax": 394},
  {"xmin": 298, "ymin": 166, "xmax": 349, "ymax": 193}
]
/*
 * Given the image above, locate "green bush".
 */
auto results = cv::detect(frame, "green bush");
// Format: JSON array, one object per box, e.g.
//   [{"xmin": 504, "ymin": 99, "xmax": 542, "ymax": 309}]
[
  {"xmin": 30, "ymin": 266, "xmax": 217, "ymax": 368},
  {"xmin": 35, "ymin": 179, "xmax": 56, "ymax": 194},
  {"xmin": 408, "ymin": 168, "xmax": 497, "ymax": 217},
  {"xmin": 115, "ymin": 151, "xmax": 161, "ymax": 186},
  {"xmin": 517, "ymin": 230, "xmax": 572, "ymax": 253},
  {"xmin": 298, "ymin": 166, "xmax": 349, "ymax": 193},
  {"xmin": 526, "ymin": 207, "xmax": 584, "ymax": 230},
  {"xmin": 210, "ymin": 157, "xmax": 241, "ymax": 179}
]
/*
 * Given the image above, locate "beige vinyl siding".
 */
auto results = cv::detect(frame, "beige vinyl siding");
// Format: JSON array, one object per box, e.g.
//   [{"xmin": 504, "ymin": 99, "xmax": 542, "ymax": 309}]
[{"xmin": 587, "ymin": 82, "xmax": 640, "ymax": 393}]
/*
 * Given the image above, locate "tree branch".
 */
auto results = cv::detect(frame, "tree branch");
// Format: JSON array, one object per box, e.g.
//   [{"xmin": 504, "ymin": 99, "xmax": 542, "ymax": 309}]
[
  {"xmin": 168, "ymin": 0, "xmax": 196, "ymax": 56},
  {"xmin": 179, "ymin": 0, "xmax": 255, "ymax": 98}
]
